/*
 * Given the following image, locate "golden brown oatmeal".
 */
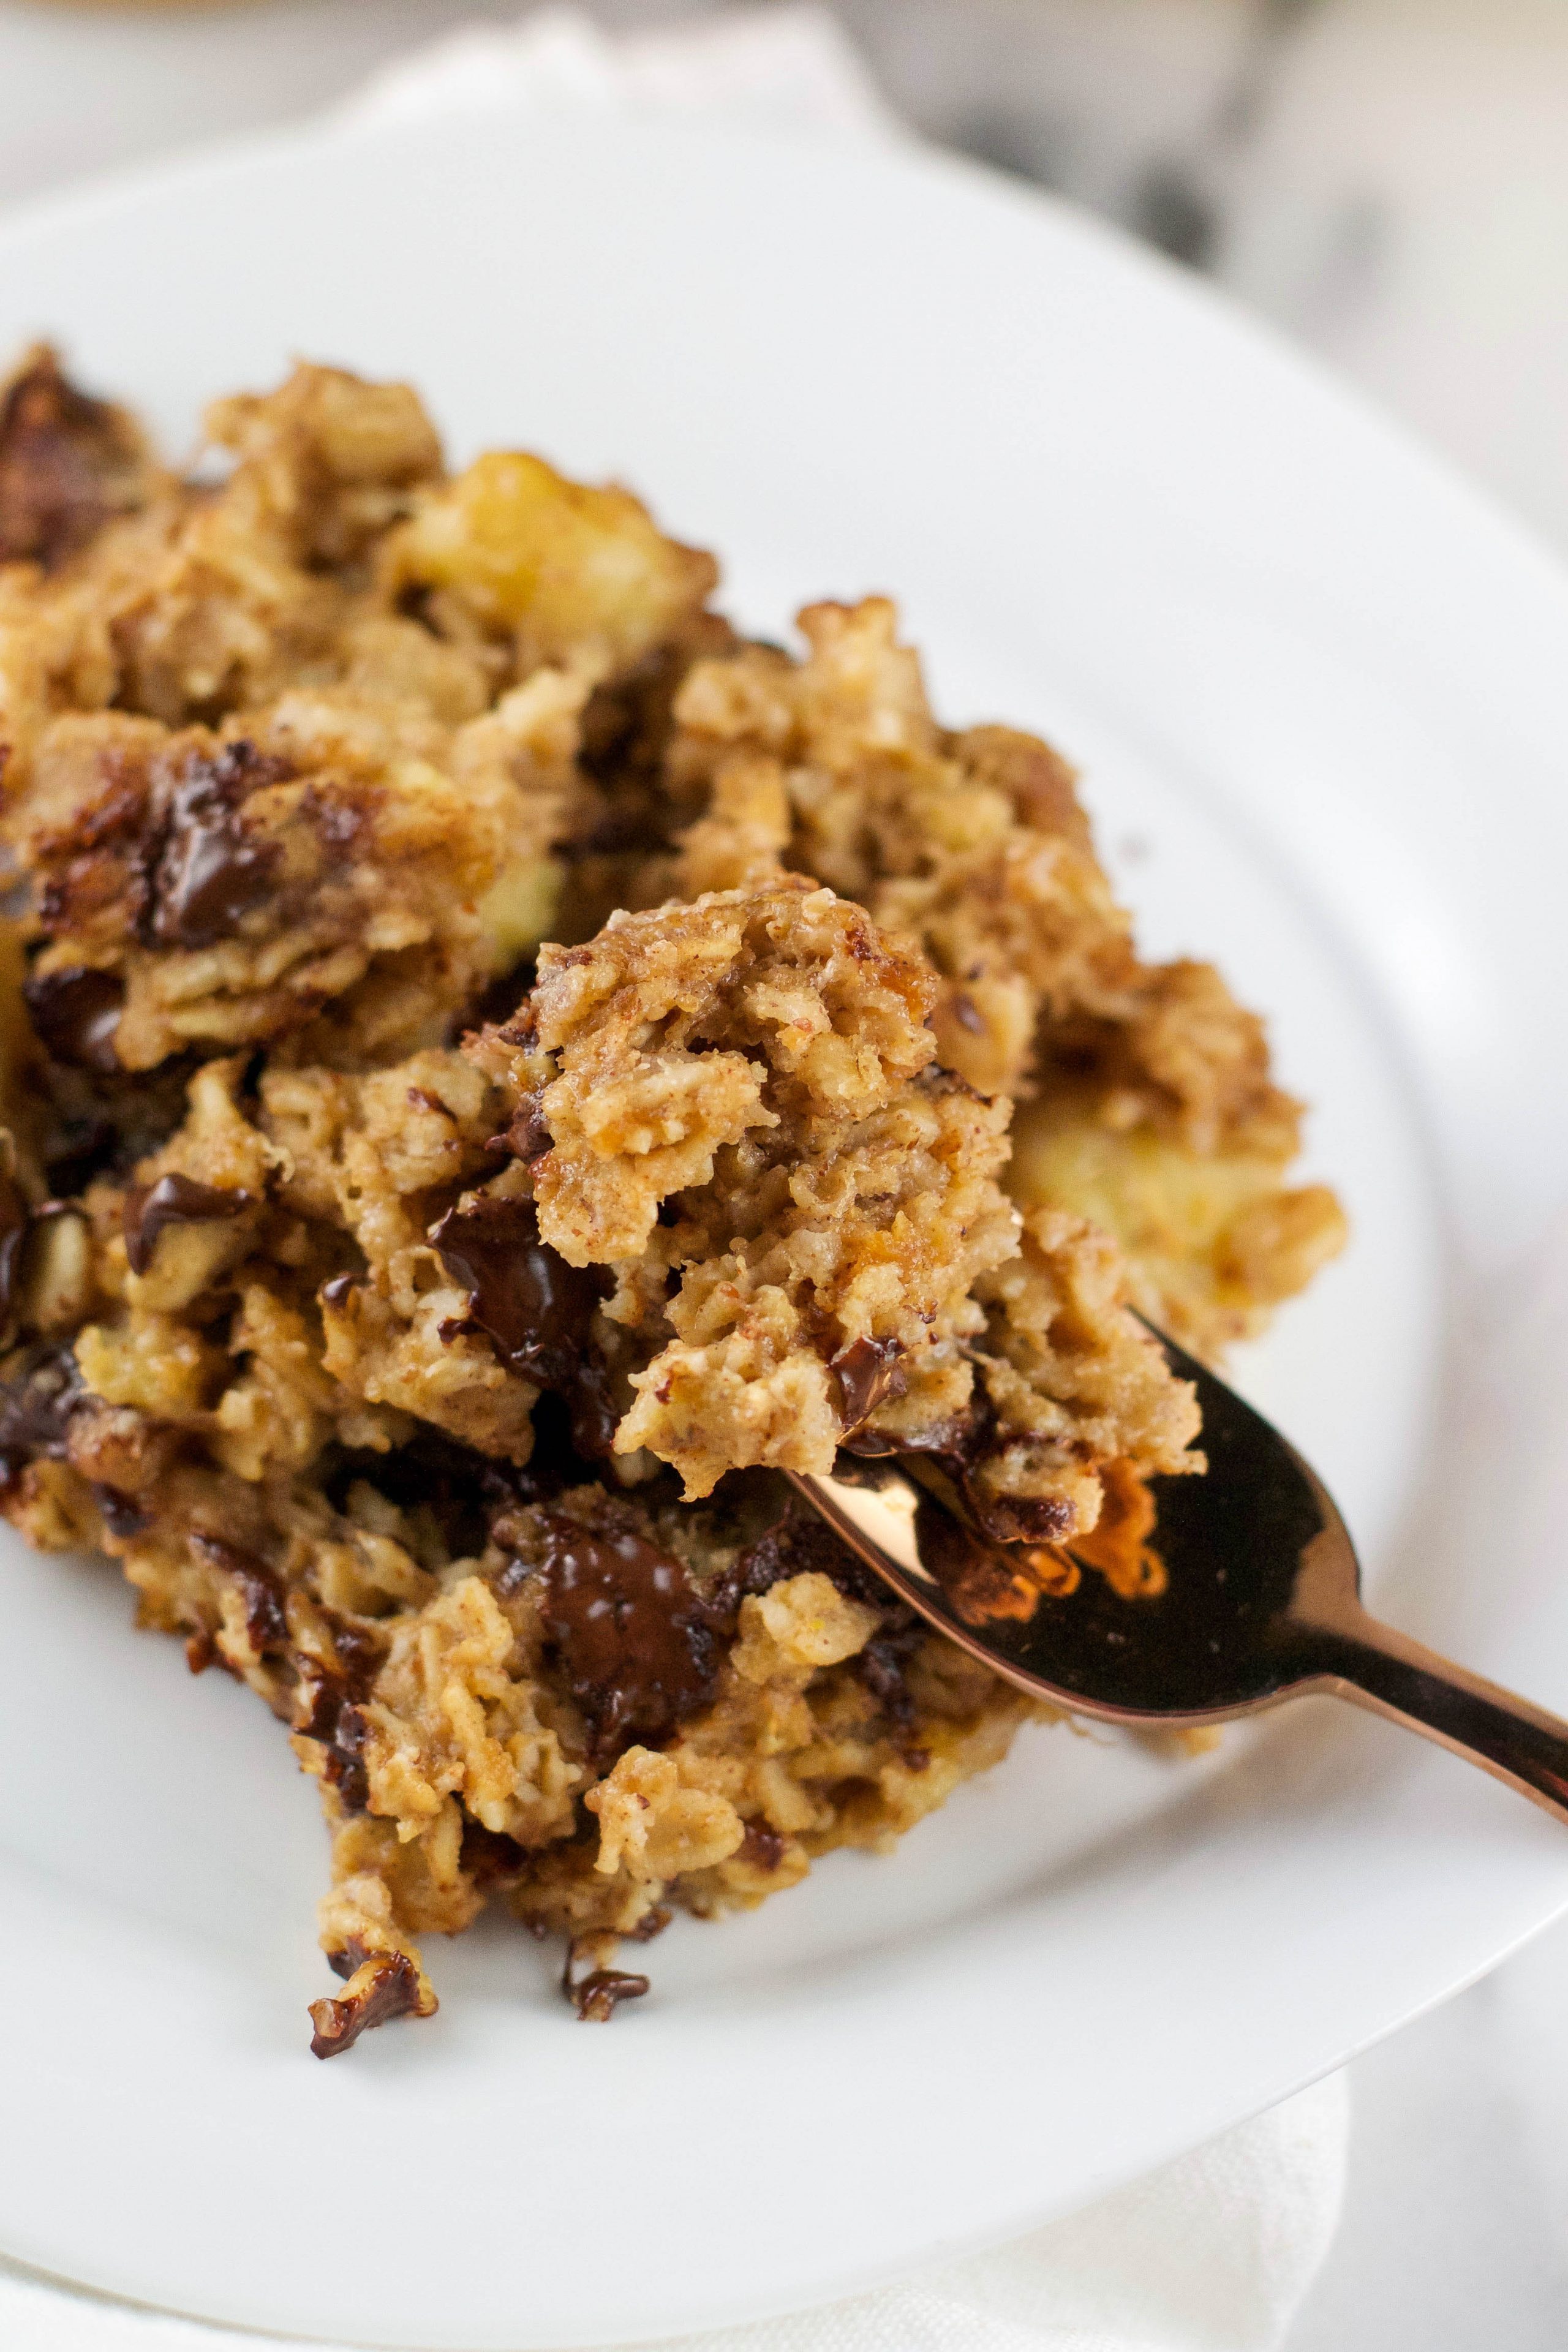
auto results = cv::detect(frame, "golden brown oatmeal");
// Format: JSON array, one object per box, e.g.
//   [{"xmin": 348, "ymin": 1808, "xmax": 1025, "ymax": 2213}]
[{"xmin": 0, "ymin": 355, "xmax": 1343, "ymax": 2056}]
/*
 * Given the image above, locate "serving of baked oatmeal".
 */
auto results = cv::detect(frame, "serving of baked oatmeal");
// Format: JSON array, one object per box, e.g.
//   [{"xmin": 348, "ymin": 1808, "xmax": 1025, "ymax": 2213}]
[{"xmin": 0, "ymin": 347, "xmax": 1346, "ymax": 2055}]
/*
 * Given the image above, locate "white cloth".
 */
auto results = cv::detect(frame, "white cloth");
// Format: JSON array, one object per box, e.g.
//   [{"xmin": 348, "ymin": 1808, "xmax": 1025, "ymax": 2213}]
[
  {"xmin": 0, "ymin": 2078, "xmax": 1347, "ymax": 2352},
  {"xmin": 333, "ymin": 3, "xmax": 902, "ymax": 143},
  {"xmin": 0, "ymin": 10, "xmax": 1350, "ymax": 2349}
]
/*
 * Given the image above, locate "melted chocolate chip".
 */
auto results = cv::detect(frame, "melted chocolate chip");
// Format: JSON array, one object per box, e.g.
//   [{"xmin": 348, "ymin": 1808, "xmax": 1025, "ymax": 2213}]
[
  {"xmin": 739, "ymin": 1819, "xmax": 786, "ymax": 1872},
  {"xmin": 831, "ymin": 1335, "xmax": 907, "ymax": 1431},
  {"xmin": 535, "ymin": 1510, "xmax": 725, "ymax": 1761},
  {"xmin": 431, "ymin": 1197, "xmax": 593, "ymax": 1380},
  {"xmin": 562, "ymin": 1937, "xmax": 650, "ymax": 2022},
  {"xmin": 295, "ymin": 1616, "xmax": 383, "ymax": 1812},
  {"xmin": 23, "ymin": 965, "xmax": 124, "ymax": 1072},
  {"xmin": 431, "ymin": 1196, "xmax": 619, "ymax": 1459},
  {"xmin": 0, "ymin": 1340, "xmax": 86, "ymax": 1490},
  {"xmin": 0, "ymin": 349, "xmax": 146, "ymax": 570},
  {"xmin": 579, "ymin": 630, "xmax": 737, "ymax": 789},
  {"xmin": 309, "ymin": 1950, "xmax": 424, "ymax": 2059},
  {"xmin": 323, "ymin": 1703, "xmax": 371, "ymax": 1811},
  {"xmin": 569, "ymin": 1967, "xmax": 650, "ymax": 2023},
  {"xmin": 320, "ymin": 1272, "xmax": 358, "ymax": 1308},
  {"xmin": 858, "ymin": 1620, "xmax": 927, "ymax": 1740},
  {"xmin": 907, "ymin": 1484, "xmax": 1055, "ymax": 1628},
  {"xmin": 122, "ymin": 1172, "xmax": 251, "ymax": 1276},
  {"xmin": 190, "ymin": 1532, "xmax": 288, "ymax": 1656},
  {"xmin": 326, "ymin": 1936, "xmax": 373, "ymax": 1983},
  {"xmin": 142, "ymin": 742, "xmax": 286, "ymax": 951},
  {"xmin": 327, "ymin": 1426, "xmax": 536, "ymax": 1564},
  {"xmin": 500, "ymin": 1091, "xmax": 551, "ymax": 1164}
]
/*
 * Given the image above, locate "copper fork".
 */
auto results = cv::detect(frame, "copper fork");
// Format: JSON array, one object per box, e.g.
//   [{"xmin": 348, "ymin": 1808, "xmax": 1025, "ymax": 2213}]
[{"xmin": 789, "ymin": 1323, "xmax": 1568, "ymax": 1822}]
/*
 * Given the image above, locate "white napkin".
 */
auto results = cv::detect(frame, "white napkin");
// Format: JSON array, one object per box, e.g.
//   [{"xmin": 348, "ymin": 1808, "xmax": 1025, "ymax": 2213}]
[
  {"xmin": 0, "ymin": 9, "xmax": 1350, "ymax": 2349},
  {"xmin": 0, "ymin": 2076, "xmax": 1346, "ymax": 2352},
  {"xmin": 333, "ymin": 3, "xmax": 902, "ymax": 145}
]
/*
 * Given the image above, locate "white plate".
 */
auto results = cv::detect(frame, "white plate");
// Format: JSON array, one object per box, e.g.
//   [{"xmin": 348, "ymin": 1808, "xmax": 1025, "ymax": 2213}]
[{"xmin": 1, "ymin": 115, "xmax": 1567, "ymax": 2352}]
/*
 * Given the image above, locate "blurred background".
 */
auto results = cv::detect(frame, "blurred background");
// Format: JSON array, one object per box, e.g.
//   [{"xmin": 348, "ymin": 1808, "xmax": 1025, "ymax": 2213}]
[{"xmin": 4, "ymin": 0, "xmax": 1568, "ymax": 551}]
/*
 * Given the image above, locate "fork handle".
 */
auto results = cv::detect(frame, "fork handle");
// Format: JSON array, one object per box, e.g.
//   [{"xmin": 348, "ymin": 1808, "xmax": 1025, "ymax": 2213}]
[{"xmin": 1298, "ymin": 1607, "xmax": 1568, "ymax": 1823}]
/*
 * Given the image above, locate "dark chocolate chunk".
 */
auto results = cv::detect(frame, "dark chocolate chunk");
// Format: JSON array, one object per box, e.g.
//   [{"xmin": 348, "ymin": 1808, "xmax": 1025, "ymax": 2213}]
[
  {"xmin": 562, "ymin": 1937, "xmax": 650, "ymax": 2023},
  {"xmin": 739, "ymin": 1819, "xmax": 786, "ymax": 1872},
  {"xmin": 0, "ymin": 1340, "xmax": 87, "ymax": 1491},
  {"xmin": 534, "ymin": 1509, "xmax": 725, "ymax": 1761},
  {"xmin": 309, "ymin": 1949, "xmax": 424, "ymax": 2059},
  {"xmin": 23, "ymin": 965, "xmax": 124, "ymax": 1072},
  {"xmin": 830, "ymin": 1335, "xmax": 906, "ymax": 1431},
  {"xmin": 857, "ymin": 1619, "xmax": 927, "ymax": 1738},
  {"xmin": 293, "ymin": 1616, "xmax": 382, "ymax": 1812},
  {"xmin": 326, "ymin": 1425, "xmax": 538, "ymax": 1564},
  {"xmin": 0, "ymin": 347, "xmax": 148, "ymax": 571},
  {"xmin": 189, "ymin": 1532, "xmax": 288, "ymax": 1656},
  {"xmin": 320, "ymin": 1272, "xmax": 358, "ymax": 1308},
  {"xmin": 568, "ymin": 1967, "xmax": 650, "ymax": 2023},
  {"xmin": 122, "ymin": 1172, "xmax": 251, "ymax": 1276},
  {"xmin": 431, "ymin": 1196, "xmax": 594, "ymax": 1382},
  {"xmin": 430, "ymin": 1195, "xmax": 619, "ymax": 1459},
  {"xmin": 142, "ymin": 742, "xmax": 286, "ymax": 950},
  {"xmin": 323, "ymin": 1702, "xmax": 371, "ymax": 1812},
  {"xmin": 500, "ymin": 1091, "xmax": 551, "ymax": 1164}
]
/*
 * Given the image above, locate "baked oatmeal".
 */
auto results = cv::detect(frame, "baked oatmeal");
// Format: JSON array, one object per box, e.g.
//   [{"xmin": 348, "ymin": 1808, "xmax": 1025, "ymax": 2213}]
[{"xmin": 0, "ymin": 349, "xmax": 1346, "ymax": 2055}]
